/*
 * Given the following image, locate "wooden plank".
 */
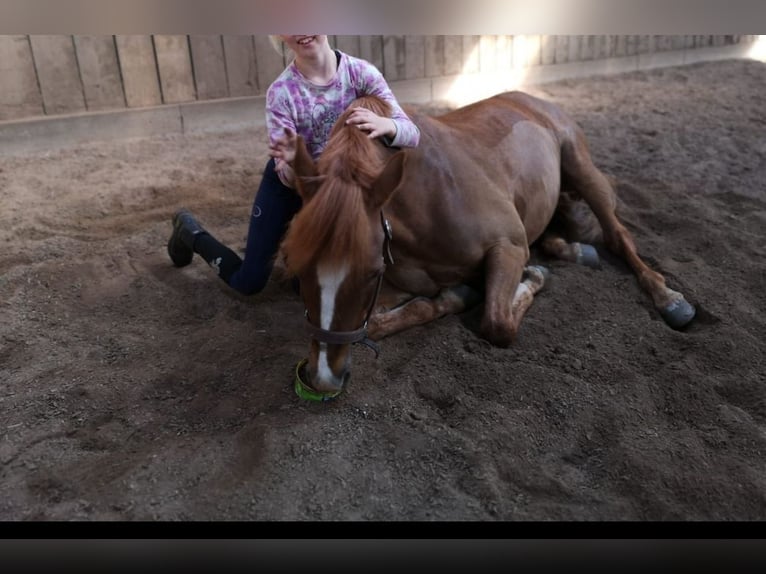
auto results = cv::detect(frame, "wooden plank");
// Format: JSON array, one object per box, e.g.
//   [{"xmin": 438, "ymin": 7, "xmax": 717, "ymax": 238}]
[
  {"xmin": 614, "ymin": 35, "xmax": 627, "ymax": 57},
  {"xmin": 383, "ymin": 35, "xmax": 406, "ymax": 81},
  {"xmin": 253, "ymin": 35, "xmax": 285, "ymax": 95},
  {"xmin": 0, "ymin": 35, "xmax": 44, "ymax": 121},
  {"xmin": 115, "ymin": 35, "xmax": 161, "ymax": 108},
  {"xmin": 425, "ymin": 36, "xmax": 445, "ymax": 78},
  {"xmin": 29, "ymin": 35, "xmax": 85, "ymax": 115},
  {"xmin": 334, "ymin": 35, "xmax": 360, "ymax": 57},
  {"xmin": 461, "ymin": 35, "xmax": 481, "ymax": 74},
  {"xmin": 359, "ymin": 36, "xmax": 384, "ymax": 72},
  {"xmin": 189, "ymin": 35, "xmax": 228, "ymax": 101},
  {"xmin": 666, "ymin": 35, "xmax": 676, "ymax": 50},
  {"xmin": 404, "ymin": 36, "xmax": 425, "ymax": 80},
  {"xmin": 654, "ymin": 35, "xmax": 671, "ymax": 51},
  {"xmin": 154, "ymin": 35, "xmax": 195, "ymax": 104},
  {"xmin": 596, "ymin": 36, "xmax": 613, "ymax": 59},
  {"xmin": 554, "ymin": 36, "xmax": 569, "ymax": 64},
  {"xmin": 479, "ymin": 35, "xmax": 497, "ymax": 73},
  {"xmin": 638, "ymin": 35, "xmax": 652, "ymax": 54},
  {"xmin": 670, "ymin": 36, "xmax": 686, "ymax": 51},
  {"xmin": 568, "ymin": 35, "xmax": 582, "ymax": 62},
  {"xmin": 497, "ymin": 35, "xmax": 512, "ymax": 69},
  {"xmin": 530, "ymin": 35, "xmax": 543, "ymax": 66},
  {"xmin": 73, "ymin": 35, "xmax": 125, "ymax": 111},
  {"xmin": 513, "ymin": 35, "xmax": 540, "ymax": 67},
  {"xmin": 443, "ymin": 35, "xmax": 463, "ymax": 76},
  {"xmin": 580, "ymin": 34, "xmax": 598, "ymax": 60},
  {"xmin": 223, "ymin": 35, "xmax": 257, "ymax": 97},
  {"xmin": 541, "ymin": 35, "xmax": 557, "ymax": 65}
]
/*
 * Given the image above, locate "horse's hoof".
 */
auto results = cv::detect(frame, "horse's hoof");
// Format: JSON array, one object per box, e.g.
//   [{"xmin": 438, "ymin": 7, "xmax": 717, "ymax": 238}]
[
  {"xmin": 526, "ymin": 265, "xmax": 551, "ymax": 282},
  {"xmin": 575, "ymin": 243, "xmax": 600, "ymax": 268},
  {"xmin": 660, "ymin": 297, "xmax": 696, "ymax": 330}
]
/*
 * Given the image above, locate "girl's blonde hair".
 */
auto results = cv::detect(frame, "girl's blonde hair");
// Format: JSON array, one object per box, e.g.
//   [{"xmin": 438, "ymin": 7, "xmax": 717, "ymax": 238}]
[{"xmin": 268, "ymin": 35, "xmax": 289, "ymax": 58}]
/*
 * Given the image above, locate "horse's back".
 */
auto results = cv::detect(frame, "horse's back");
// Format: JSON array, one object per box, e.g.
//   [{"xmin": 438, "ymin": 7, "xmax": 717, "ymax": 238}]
[
  {"xmin": 410, "ymin": 91, "xmax": 576, "ymax": 148},
  {"xmin": 404, "ymin": 91, "xmax": 567, "ymax": 192}
]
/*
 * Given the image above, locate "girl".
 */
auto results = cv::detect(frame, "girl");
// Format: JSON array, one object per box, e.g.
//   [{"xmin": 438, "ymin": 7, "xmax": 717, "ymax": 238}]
[{"xmin": 167, "ymin": 35, "xmax": 420, "ymax": 295}]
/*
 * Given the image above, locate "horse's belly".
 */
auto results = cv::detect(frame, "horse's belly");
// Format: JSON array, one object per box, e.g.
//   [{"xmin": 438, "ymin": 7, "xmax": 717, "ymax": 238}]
[
  {"xmin": 518, "ymin": 173, "xmax": 560, "ymax": 244},
  {"xmin": 504, "ymin": 123, "xmax": 561, "ymax": 242}
]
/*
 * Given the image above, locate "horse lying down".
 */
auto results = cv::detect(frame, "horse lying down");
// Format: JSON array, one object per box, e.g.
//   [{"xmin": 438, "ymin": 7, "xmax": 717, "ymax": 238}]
[{"xmin": 278, "ymin": 92, "xmax": 696, "ymax": 398}]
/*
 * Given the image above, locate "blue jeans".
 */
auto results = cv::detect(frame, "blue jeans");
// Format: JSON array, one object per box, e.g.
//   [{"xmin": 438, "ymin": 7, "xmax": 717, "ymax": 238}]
[{"xmin": 194, "ymin": 158, "xmax": 302, "ymax": 295}]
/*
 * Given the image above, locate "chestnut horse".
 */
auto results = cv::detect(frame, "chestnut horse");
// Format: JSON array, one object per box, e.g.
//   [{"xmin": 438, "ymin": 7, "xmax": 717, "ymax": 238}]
[{"xmin": 280, "ymin": 92, "xmax": 695, "ymax": 395}]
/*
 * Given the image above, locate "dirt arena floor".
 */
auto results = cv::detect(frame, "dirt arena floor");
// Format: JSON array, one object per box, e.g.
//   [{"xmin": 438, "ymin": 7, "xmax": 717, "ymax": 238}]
[{"xmin": 1, "ymin": 58, "xmax": 765, "ymax": 521}]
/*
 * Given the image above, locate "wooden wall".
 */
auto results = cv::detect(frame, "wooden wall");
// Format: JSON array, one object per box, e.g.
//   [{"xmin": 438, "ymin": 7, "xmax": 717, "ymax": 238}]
[{"xmin": 0, "ymin": 35, "xmax": 752, "ymax": 122}]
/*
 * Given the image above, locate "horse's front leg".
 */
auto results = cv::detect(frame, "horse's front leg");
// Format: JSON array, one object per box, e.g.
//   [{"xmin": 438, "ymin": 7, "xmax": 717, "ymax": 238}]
[
  {"xmin": 367, "ymin": 284, "xmax": 481, "ymax": 341},
  {"xmin": 481, "ymin": 240, "xmax": 549, "ymax": 347}
]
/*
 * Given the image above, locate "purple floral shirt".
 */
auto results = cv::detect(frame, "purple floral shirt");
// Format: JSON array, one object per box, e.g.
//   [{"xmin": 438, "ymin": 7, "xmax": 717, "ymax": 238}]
[{"xmin": 265, "ymin": 51, "xmax": 420, "ymax": 160}]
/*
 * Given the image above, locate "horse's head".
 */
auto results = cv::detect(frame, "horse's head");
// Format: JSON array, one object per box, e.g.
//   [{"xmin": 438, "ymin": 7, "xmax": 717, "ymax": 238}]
[{"xmin": 281, "ymin": 96, "xmax": 406, "ymax": 395}]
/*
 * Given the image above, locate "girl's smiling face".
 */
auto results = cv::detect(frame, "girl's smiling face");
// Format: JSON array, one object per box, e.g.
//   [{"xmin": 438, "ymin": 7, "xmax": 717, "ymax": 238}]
[{"xmin": 280, "ymin": 35, "xmax": 329, "ymax": 56}]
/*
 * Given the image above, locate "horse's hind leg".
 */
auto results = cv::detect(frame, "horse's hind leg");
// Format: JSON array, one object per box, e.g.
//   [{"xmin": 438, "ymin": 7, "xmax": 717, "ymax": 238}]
[
  {"xmin": 540, "ymin": 233, "xmax": 600, "ymax": 268},
  {"xmin": 560, "ymin": 130, "xmax": 695, "ymax": 329},
  {"xmin": 541, "ymin": 190, "xmax": 602, "ymax": 267}
]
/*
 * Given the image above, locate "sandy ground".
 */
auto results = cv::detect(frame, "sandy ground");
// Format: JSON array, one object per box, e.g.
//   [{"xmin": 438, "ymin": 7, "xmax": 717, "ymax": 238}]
[{"xmin": 1, "ymin": 58, "xmax": 765, "ymax": 521}]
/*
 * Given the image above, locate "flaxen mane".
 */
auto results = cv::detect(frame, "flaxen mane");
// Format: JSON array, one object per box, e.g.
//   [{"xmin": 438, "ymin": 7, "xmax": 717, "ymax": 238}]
[{"xmin": 282, "ymin": 96, "xmax": 393, "ymax": 279}]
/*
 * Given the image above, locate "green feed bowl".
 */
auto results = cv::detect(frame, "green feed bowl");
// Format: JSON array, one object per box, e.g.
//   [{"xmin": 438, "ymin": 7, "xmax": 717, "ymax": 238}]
[{"xmin": 294, "ymin": 358, "xmax": 343, "ymax": 402}]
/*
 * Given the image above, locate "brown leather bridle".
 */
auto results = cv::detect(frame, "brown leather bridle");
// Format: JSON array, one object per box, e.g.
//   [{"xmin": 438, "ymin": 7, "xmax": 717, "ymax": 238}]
[{"xmin": 303, "ymin": 212, "xmax": 394, "ymax": 358}]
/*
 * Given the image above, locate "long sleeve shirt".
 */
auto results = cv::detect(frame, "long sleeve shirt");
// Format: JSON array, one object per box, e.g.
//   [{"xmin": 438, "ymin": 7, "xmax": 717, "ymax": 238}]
[{"xmin": 265, "ymin": 50, "xmax": 420, "ymax": 160}]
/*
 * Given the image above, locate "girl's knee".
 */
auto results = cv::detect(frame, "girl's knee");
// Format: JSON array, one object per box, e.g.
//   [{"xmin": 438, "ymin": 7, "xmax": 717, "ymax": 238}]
[{"xmin": 230, "ymin": 273, "xmax": 269, "ymax": 296}]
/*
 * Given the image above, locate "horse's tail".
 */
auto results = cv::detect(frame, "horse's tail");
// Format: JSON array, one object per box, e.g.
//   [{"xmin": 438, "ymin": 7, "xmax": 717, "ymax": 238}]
[{"xmin": 551, "ymin": 188, "xmax": 603, "ymax": 245}]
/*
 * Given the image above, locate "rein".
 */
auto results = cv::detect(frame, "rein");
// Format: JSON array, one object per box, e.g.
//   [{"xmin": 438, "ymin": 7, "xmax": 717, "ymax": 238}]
[{"xmin": 303, "ymin": 211, "xmax": 394, "ymax": 359}]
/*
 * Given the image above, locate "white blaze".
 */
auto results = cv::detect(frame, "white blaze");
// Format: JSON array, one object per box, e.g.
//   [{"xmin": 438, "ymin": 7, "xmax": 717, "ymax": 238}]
[{"xmin": 316, "ymin": 262, "xmax": 349, "ymax": 382}]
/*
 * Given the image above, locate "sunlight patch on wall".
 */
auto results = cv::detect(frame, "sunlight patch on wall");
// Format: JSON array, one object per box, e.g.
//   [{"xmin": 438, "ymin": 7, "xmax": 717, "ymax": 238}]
[
  {"xmin": 444, "ymin": 36, "xmax": 533, "ymax": 107},
  {"xmin": 747, "ymin": 35, "xmax": 766, "ymax": 62}
]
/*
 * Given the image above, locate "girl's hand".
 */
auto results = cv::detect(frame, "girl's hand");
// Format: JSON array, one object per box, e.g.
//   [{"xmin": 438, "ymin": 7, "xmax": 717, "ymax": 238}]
[
  {"xmin": 346, "ymin": 107, "xmax": 397, "ymax": 140},
  {"xmin": 274, "ymin": 159, "xmax": 295, "ymax": 189},
  {"xmin": 269, "ymin": 127, "xmax": 298, "ymax": 164}
]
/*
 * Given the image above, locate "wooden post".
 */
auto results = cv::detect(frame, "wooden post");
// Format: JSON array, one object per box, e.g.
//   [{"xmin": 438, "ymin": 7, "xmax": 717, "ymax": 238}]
[
  {"xmin": 115, "ymin": 35, "xmax": 162, "ymax": 108},
  {"xmin": 154, "ymin": 35, "xmax": 196, "ymax": 104},
  {"xmin": 0, "ymin": 35, "xmax": 44, "ymax": 120},
  {"xmin": 190, "ymin": 35, "xmax": 228, "ymax": 100},
  {"xmin": 74, "ymin": 35, "xmax": 125, "ymax": 111},
  {"xmin": 223, "ymin": 36, "xmax": 258, "ymax": 97},
  {"xmin": 29, "ymin": 35, "xmax": 86, "ymax": 115}
]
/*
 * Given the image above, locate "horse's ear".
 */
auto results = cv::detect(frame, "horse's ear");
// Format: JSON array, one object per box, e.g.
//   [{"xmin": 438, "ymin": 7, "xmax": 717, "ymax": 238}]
[
  {"xmin": 292, "ymin": 135, "xmax": 320, "ymax": 201},
  {"xmin": 369, "ymin": 151, "xmax": 406, "ymax": 211}
]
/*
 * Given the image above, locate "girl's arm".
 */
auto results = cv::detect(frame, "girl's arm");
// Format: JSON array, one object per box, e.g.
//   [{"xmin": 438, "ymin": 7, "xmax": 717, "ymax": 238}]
[
  {"xmin": 354, "ymin": 60, "xmax": 420, "ymax": 148},
  {"xmin": 266, "ymin": 85, "xmax": 298, "ymax": 188}
]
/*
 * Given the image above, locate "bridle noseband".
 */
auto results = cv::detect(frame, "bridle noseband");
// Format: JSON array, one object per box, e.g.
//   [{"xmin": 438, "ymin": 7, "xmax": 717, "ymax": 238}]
[{"xmin": 303, "ymin": 212, "xmax": 394, "ymax": 359}]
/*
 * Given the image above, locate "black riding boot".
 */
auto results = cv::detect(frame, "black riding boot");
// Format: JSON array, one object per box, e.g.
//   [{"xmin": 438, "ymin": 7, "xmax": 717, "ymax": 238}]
[
  {"xmin": 167, "ymin": 209, "xmax": 244, "ymax": 285},
  {"xmin": 167, "ymin": 209, "xmax": 207, "ymax": 267}
]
